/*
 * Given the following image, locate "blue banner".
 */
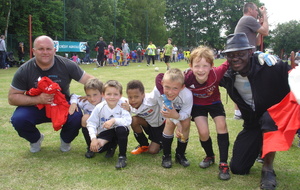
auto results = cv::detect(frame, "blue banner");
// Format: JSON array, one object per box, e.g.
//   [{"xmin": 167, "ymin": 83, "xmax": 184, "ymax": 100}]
[{"xmin": 53, "ymin": 41, "xmax": 86, "ymax": 52}]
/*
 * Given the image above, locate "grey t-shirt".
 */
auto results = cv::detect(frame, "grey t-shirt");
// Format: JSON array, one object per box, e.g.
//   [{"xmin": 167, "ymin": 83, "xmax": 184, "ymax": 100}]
[
  {"xmin": 234, "ymin": 16, "xmax": 261, "ymax": 51},
  {"xmin": 11, "ymin": 55, "xmax": 85, "ymax": 100}
]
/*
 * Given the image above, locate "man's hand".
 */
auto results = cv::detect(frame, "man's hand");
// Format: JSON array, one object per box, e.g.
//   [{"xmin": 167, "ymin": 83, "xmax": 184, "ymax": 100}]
[{"xmin": 254, "ymin": 51, "xmax": 278, "ymax": 66}]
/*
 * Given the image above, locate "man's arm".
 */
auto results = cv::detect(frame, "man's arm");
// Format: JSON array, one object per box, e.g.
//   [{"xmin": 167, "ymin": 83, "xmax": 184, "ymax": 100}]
[
  {"xmin": 8, "ymin": 87, "xmax": 53, "ymax": 106},
  {"xmin": 256, "ymin": 6, "xmax": 269, "ymax": 37},
  {"xmin": 79, "ymin": 73, "xmax": 94, "ymax": 84}
]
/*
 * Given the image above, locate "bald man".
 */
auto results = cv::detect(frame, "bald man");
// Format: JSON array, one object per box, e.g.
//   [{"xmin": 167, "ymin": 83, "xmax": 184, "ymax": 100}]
[{"xmin": 8, "ymin": 35, "xmax": 94, "ymax": 153}]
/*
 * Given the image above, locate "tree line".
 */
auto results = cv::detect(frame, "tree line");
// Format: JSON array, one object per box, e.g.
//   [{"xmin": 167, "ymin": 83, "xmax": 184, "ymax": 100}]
[{"xmin": 0, "ymin": 0, "xmax": 299, "ymax": 57}]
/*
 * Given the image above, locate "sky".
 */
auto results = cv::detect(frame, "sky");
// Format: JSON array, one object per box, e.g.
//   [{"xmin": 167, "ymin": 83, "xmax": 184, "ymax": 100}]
[{"xmin": 260, "ymin": 0, "xmax": 300, "ymax": 29}]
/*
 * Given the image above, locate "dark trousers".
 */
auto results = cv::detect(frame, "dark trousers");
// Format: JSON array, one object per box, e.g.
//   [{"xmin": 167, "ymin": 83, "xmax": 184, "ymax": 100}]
[
  {"xmin": 147, "ymin": 55, "xmax": 155, "ymax": 65},
  {"xmin": 97, "ymin": 52, "xmax": 105, "ymax": 66},
  {"xmin": 0, "ymin": 51, "xmax": 6, "ymax": 68},
  {"xmin": 11, "ymin": 106, "xmax": 83, "ymax": 143}
]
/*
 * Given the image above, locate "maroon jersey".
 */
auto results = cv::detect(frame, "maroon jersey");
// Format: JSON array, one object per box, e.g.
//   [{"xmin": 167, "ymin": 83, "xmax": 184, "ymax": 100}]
[{"xmin": 184, "ymin": 61, "xmax": 229, "ymax": 105}]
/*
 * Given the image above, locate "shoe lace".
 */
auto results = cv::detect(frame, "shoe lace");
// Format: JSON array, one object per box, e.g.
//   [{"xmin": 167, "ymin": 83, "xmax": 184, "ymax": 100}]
[
  {"xmin": 204, "ymin": 156, "xmax": 213, "ymax": 162},
  {"xmin": 220, "ymin": 164, "xmax": 229, "ymax": 173}
]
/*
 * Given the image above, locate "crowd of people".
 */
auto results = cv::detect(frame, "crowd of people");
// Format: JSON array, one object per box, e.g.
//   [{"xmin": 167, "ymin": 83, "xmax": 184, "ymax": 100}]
[{"xmin": 6, "ymin": 2, "xmax": 300, "ymax": 190}]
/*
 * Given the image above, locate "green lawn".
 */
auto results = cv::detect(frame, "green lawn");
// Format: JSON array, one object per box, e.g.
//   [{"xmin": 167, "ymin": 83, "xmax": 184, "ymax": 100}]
[{"xmin": 0, "ymin": 59, "xmax": 299, "ymax": 190}]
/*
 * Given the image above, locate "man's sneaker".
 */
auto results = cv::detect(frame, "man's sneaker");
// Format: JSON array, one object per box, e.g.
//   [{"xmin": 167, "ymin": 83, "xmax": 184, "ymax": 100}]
[
  {"xmin": 199, "ymin": 156, "xmax": 215, "ymax": 168},
  {"xmin": 115, "ymin": 156, "xmax": 127, "ymax": 169},
  {"xmin": 161, "ymin": 154, "xmax": 172, "ymax": 168},
  {"xmin": 105, "ymin": 144, "xmax": 117, "ymax": 158},
  {"xmin": 218, "ymin": 162, "xmax": 231, "ymax": 180},
  {"xmin": 85, "ymin": 149, "xmax": 95, "ymax": 158},
  {"xmin": 175, "ymin": 153, "xmax": 190, "ymax": 167},
  {"xmin": 298, "ymin": 140, "xmax": 300, "ymax": 148},
  {"xmin": 260, "ymin": 170, "xmax": 277, "ymax": 190},
  {"xmin": 147, "ymin": 64, "xmax": 149, "ymax": 66},
  {"xmin": 130, "ymin": 145, "xmax": 149, "ymax": 155},
  {"xmin": 30, "ymin": 134, "xmax": 44, "ymax": 153},
  {"xmin": 60, "ymin": 138, "xmax": 71, "ymax": 152}
]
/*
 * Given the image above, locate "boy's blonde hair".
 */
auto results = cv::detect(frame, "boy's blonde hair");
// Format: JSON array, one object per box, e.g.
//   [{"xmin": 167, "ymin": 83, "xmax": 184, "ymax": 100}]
[
  {"xmin": 103, "ymin": 80, "xmax": 123, "ymax": 95},
  {"xmin": 189, "ymin": 46, "xmax": 214, "ymax": 66},
  {"xmin": 84, "ymin": 78, "xmax": 103, "ymax": 93},
  {"xmin": 162, "ymin": 68, "xmax": 185, "ymax": 85}
]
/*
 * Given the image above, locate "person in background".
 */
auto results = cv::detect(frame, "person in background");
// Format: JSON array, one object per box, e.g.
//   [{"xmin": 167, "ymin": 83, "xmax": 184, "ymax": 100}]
[
  {"xmin": 122, "ymin": 39, "xmax": 129, "ymax": 66},
  {"xmin": 95, "ymin": 37, "xmax": 107, "ymax": 67},
  {"xmin": 146, "ymin": 41, "xmax": 156, "ymax": 66},
  {"xmin": 107, "ymin": 42, "xmax": 115, "ymax": 65},
  {"xmin": 172, "ymin": 44, "xmax": 178, "ymax": 62},
  {"xmin": 233, "ymin": 2, "xmax": 269, "ymax": 120},
  {"xmin": 83, "ymin": 42, "xmax": 90, "ymax": 64},
  {"xmin": 17, "ymin": 42, "xmax": 25, "ymax": 65},
  {"xmin": 136, "ymin": 43, "xmax": 143, "ymax": 63},
  {"xmin": 0, "ymin": 35, "xmax": 7, "ymax": 69},
  {"xmin": 163, "ymin": 38, "xmax": 173, "ymax": 70}
]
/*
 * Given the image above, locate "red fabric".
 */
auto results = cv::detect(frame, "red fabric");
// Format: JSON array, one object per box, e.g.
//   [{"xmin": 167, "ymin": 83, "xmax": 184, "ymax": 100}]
[
  {"xmin": 26, "ymin": 77, "xmax": 70, "ymax": 131},
  {"xmin": 262, "ymin": 92, "xmax": 300, "ymax": 157}
]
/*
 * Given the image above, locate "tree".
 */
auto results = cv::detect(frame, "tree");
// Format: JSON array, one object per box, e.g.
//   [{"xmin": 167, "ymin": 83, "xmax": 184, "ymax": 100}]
[{"xmin": 271, "ymin": 20, "xmax": 300, "ymax": 57}]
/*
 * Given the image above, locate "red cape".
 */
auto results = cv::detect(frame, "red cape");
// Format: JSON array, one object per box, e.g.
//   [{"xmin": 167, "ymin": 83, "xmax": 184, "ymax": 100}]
[
  {"xmin": 262, "ymin": 92, "xmax": 300, "ymax": 157},
  {"xmin": 26, "ymin": 76, "xmax": 70, "ymax": 131}
]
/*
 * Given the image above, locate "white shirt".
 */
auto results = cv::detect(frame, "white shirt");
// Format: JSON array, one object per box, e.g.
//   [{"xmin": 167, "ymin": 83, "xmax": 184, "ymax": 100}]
[
  {"xmin": 87, "ymin": 98, "xmax": 132, "ymax": 139},
  {"xmin": 234, "ymin": 74, "xmax": 255, "ymax": 110},
  {"xmin": 148, "ymin": 86, "xmax": 193, "ymax": 123},
  {"xmin": 130, "ymin": 93, "xmax": 165, "ymax": 127},
  {"xmin": 70, "ymin": 94, "xmax": 104, "ymax": 114}
]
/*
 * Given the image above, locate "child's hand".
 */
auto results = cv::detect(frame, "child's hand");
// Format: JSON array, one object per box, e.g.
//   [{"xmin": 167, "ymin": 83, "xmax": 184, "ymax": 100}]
[
  {"xmin": 161, "ymin": 105, "xmax": 179, "ymax": 119},
  {"xmin": 121, "ymin": 100, "xmax": 130, "ymax": 112},
  {"xmin": 175, "ymin": 124, "xmax": 185, "ymax": 142},
  {"xmin": 90, "ymin": 138, "xmax": 100, "ymax": 152},
  {"xmin": 103, "ymin": 118, "xmax": 115, "ymax": 129},
  {"xmin": 78, "ymin": 96, "xmax": 88, "ymax": 102},
  {"xmin": 69, "ymin": 103, "xmax": 78, "ymax": 115}
]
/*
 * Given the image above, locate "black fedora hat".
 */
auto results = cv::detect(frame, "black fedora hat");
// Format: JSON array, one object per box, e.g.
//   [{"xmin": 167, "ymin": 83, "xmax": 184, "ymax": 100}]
[{"xmin": 223, "ymin": 33, "xmax": 255, "ymax": 53}]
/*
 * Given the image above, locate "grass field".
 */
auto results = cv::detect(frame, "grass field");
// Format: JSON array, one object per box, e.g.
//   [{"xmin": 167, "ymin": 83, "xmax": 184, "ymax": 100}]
[{"xmin": 0, "ymin": 59, "xmax": 299, "ymax": 190}]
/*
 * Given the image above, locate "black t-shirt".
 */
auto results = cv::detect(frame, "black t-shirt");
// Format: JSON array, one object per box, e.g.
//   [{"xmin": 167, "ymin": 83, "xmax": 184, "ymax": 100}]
[
  {"xmin": 95, "ymin": 41, "xmax": 107, "ymax": 53},
  {"xmin": 11, "ymin": 55, "xmax": 85, "ymax": 100}
]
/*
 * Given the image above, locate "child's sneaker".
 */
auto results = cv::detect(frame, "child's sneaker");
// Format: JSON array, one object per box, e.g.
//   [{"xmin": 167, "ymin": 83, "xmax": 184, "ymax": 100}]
[
  {"xmin": 256, "ymin": 154, "xmax": 264, "ymax": 163},
  {"xmin": 115, "ymin": 156, "xmax": 127, "ymax": 169},
  {"xmin": 219, "ymin": 162, "xmax": 231, "ymax": 180},
  {"xmin": 85, "ymin": 149, "xmax": 95, "ymax": 158},
  {"xmin": 161, "ymin": 154, "xmax": 172, "ymax": 168},
  {"xmin": 199, "ymin": 156, "xmax": 215, "ymax": 168},
  {"xmin": 130, "ymin": 145, "xmax": 149, "ymax": 155}
]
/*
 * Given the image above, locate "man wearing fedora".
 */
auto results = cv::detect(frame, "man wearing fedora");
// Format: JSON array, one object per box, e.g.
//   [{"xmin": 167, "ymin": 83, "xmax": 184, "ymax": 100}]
[{"xmin": 220, "ymin": 33, "xmax": 291, "ymax": 190}]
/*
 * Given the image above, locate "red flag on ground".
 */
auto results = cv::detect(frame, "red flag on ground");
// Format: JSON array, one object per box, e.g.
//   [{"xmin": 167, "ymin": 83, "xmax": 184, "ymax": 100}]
[{"xmin": 262, "ymin": 92, "xmax": 300, "ymax": 158}]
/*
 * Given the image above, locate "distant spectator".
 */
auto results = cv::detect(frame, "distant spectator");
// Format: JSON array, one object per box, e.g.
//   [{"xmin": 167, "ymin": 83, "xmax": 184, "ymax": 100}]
[{"xmin": 0, "ymin": 35, "xmax": 7, "ymax": 69}]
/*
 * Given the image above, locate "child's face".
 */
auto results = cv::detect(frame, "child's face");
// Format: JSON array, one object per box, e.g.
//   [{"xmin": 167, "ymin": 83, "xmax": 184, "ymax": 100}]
[
  {"xmin": 162, "ymin": 79, "xmax": 184, "ymax": 101},
  {"xmin": 103, "ymin": 87, "xmax": 122, "ymax": 108},
  {"xmin": 190, "ymin": 57, "xmax": 212, "ymax": 84},
  {"xmin": 127, "ymin": 89, "xmax": 145, "ymax": 109},
  {"xmin": 85, "ymin": 89, "xmax": 102, "ymax": 106}
]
